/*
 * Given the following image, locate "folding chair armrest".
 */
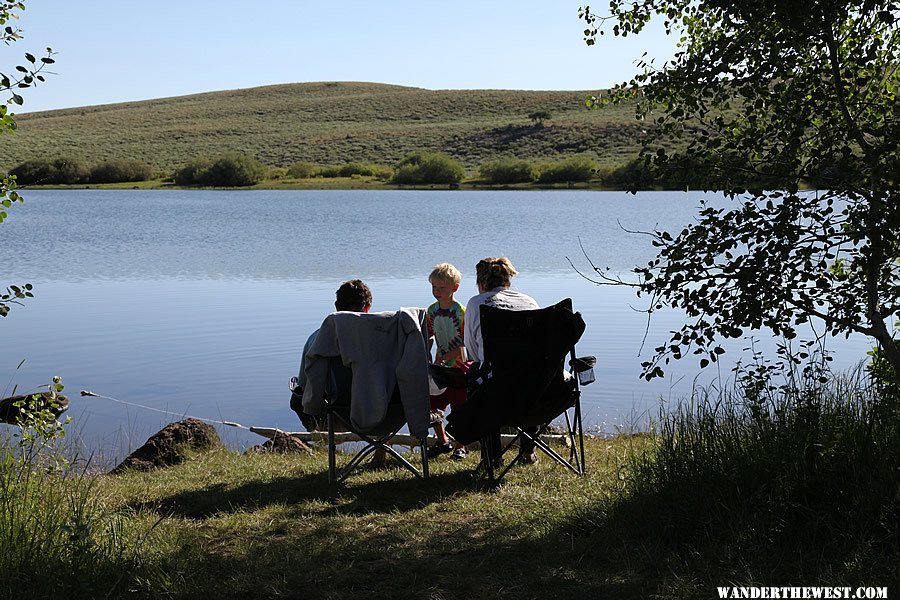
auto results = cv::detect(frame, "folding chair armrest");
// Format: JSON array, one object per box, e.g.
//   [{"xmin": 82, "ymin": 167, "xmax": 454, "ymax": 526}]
[{"xmin": 569, "ymin": 356, "xmax": 596, "ymax": 373}]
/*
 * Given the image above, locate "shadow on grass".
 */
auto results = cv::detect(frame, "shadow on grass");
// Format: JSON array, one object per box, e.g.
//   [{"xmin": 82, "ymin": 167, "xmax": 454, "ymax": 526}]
[
  {"xmin": 558, "ymin": 471, "xmax": 900, "ymax": 595},
  {"xmin": 153, "ymin": 492, "xmax": 666, "ymax": 599},
  {"xmin": 124, "ymin": 419, "xmax": 900, "ymax": 599},
  {"xmin": 129, "ymin": 468, "xmax": 482, "ymax": 519}
]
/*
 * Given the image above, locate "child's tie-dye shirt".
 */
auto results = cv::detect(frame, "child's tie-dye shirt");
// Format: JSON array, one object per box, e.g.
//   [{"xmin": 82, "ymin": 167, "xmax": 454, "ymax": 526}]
[{"xmin": 426, "ymin": 301, "xmax": 465, "ymax": 367}]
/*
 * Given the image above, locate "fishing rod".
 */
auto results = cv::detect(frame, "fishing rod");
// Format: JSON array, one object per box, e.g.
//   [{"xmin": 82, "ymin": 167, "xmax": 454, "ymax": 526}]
[{"xmin": 79, "ymin": 390, "xmax": 247, "ymax": 430}]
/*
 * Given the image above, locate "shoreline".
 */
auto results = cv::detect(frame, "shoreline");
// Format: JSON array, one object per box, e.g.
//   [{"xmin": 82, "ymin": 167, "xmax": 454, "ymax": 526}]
[{"xmin": 19, "ymin": 178, "xmax": 645, "ymax": 192}]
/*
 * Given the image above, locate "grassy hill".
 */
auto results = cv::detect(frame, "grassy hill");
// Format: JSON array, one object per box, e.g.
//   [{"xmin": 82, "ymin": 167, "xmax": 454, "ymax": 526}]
[{"xmin": 2, "ymin": 81, "xmax": 643, "ymax": 174}]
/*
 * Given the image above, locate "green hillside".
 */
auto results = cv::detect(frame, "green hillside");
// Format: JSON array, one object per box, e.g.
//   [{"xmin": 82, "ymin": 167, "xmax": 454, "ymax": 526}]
[{"xmin": 2, "ymin": 81, "xmax": 643, "ymax": 174}]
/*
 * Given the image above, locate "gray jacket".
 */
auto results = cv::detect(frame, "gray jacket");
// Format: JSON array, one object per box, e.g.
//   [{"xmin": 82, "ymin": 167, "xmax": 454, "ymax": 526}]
[{"xmin": 301, "ymin": 308, "xmax": 430, "ymax": 438}]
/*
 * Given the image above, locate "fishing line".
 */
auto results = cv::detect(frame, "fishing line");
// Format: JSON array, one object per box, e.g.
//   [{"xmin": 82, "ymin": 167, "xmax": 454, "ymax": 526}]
[{"xmin": 79, "ymin": 390, "xmax": 247, "ymax": 430}]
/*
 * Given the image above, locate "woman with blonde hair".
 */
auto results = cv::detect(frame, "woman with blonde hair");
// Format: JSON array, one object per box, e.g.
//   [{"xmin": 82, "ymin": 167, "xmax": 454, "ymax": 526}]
[
  {"xmin": 463, "ymin": 256, "xmax": 539, "ymax": 365},
  {"xmin": 463, "ymin": 256, "xmax": 540, "ymax": 465}
]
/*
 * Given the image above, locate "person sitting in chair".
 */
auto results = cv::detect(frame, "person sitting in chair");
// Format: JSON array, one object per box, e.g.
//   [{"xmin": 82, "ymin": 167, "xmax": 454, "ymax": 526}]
[
  {"xmin": 464, "ymin": 257, "xmax": 540, "ymax": 465},
  {"xmin": 290, "ymin": 280, "xmax": 387, "ymax": 468}
]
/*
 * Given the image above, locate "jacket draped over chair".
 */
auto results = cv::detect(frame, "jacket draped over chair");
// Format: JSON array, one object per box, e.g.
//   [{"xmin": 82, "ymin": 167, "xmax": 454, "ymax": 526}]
[{"xmin": 302, "ymin": 308, "xmax": 431, "ymax": 439}]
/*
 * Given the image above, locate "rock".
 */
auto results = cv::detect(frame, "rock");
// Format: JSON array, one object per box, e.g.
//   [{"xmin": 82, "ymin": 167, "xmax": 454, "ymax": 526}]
[
  {"xmin": 0, "ymin": 392, "xmax": 69, "ymax": 425},
  {"xmin": 111, "ymin": 418, "xmax": 221, "ymax": 474},
  {"xmin": 245, "ymin": 431, "xmax": 312, "ymax": 455}
]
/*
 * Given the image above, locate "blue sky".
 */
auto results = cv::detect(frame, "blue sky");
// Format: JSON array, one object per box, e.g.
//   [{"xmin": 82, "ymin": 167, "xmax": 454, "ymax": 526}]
[{"xmin": 10, "ymin": 1, "xmax": 676, "ymax": 113}]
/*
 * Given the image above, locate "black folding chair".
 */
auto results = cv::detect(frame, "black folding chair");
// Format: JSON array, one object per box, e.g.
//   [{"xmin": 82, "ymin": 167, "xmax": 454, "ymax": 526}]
[{"xmin": 446, "ymin": 298, "xmax": 594, "ymax": 484}]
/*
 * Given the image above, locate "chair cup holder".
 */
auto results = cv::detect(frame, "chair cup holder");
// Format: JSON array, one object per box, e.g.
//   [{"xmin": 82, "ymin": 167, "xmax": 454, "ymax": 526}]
[
  {"xmin": 571, "ymin": 356, "xmax": 597, "ymax": 386},
  {"xmin": 577, "ymin": 368, "xmax": 595, "ymax": 386}
]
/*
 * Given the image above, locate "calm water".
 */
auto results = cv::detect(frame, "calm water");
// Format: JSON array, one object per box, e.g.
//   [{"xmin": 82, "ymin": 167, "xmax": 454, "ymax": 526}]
[{"xmin": 0, "ymin": 190, "xmax": 870, "ymax": 461}]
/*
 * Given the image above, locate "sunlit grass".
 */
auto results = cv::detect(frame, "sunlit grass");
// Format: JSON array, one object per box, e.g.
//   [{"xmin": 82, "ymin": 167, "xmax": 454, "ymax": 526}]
[{"xmin": 4, "ymin": 82, "xmax": 644, "ymax": 174}]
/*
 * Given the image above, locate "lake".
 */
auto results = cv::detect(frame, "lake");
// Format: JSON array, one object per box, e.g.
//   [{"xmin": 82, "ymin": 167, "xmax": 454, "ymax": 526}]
[{"xmin": 0, "ymin": 189, "xmax": 871, "ymax": 462}]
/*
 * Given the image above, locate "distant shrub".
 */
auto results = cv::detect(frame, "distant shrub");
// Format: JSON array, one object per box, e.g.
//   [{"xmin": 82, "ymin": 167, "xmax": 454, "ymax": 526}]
[
  {"xmin": 599, "ymin": 157, "xmax": 655, "ymax": 189},
  {"xmin": 174, "ymin": 154, "xmax": 267, "ymax": 187},
  {"xmin": 52, "ymin": 158, "xmax": 91, "ymax": 184},
  {"xmin": 201, "ymin": 154, "xmax": 267, "ymax": 187},
  {"xmin": 268, "ymin": 167, "xmax": 288, "ymax": 180},
  {"xmin": 9, "ymin": 158, "xmax": 89, "ymax": 185},
  {"xmin": 528, "ymin": 110, "xmax": 552, "ymax": 126},
  {"xmin": 287, "ymin": 162, "xmax": 320, "ymax": 179},
  {"xmin": 391, "ymin": 151, "xmax": 464, "ymax": 185},
  {"xmin": 372, "ymin": 165, "xmax": 394, "ymax": 181},
  {"xmin": 173, "ymin": 158, "xmax": 212, "ymax": 186},
  {"xmin": 536, "ymin": 156, "xmax": 596, "ymax": 183},
  {"xmin": 340, "ymin": 162, "xmax": 386, "ymax": 178},
  {"xmin": 316, "ymin": 165, "xmax": 341, "ymax": 178},
  {"xmin": 9, "ymin": 159, "xmax": 55, "ymax": 185},
  {"xmin": 311, "ymin": 162, "xmax": 393, "ymax": 180},
  {"xmin": 478, "ymin": 158, "xmax": 535, "ymax": 184},
  {"xmin": 89, "ymin": 160, "xmax": 153, "ymax": 183}
]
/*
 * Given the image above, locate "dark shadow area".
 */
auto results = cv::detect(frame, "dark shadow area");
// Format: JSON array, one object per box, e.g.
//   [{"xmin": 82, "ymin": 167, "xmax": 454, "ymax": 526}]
[
  {"xmin": 555, "ymin": 476, "xmax": 900, "ymax": 593},
  {"xmin": 151, "ymin": 498, "xmax": 664, "ymax": 599}
]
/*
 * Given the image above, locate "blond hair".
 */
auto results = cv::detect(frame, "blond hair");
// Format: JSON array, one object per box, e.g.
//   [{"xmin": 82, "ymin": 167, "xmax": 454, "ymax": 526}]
[
  {"xmin": 475, "ymin": 256, "xmax": 518, "ymax": 291},
  {"xmin": 429, "ymin": 262, "xmax": 462, "ymax": 285}
]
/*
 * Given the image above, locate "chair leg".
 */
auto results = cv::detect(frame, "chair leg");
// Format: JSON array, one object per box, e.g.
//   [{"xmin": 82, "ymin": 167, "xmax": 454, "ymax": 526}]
[
  {"xmin": 420, "ymin": 438, "xmax": 430, "ymax": 479},
  {"xmin": 326, "ymin": 410, "xmax": 430, "ymax": 482},
  {"xmin": 380, "ymin": 442, "xmax": 426, "ymax": 479},
  {"xmin": 479, "ymin": 435, "xmax": 491, "ymax": 481},
  {"xmin": 328, "ymin": 412, "xmax": 336, "ymax": 485},
  {"xmin": 576, "ymin": 397, "xmax": 586, "ymax": 475}
]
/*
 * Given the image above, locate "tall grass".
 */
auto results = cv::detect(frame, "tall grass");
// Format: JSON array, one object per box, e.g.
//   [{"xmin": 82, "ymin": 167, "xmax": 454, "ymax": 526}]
[
  {"xmin": 609, "ymin": 355, "xmax": 899, "ymax": 582},
  {"xmin": 0, "ymin": 399, "xmax": 164, "ymax": 598}
]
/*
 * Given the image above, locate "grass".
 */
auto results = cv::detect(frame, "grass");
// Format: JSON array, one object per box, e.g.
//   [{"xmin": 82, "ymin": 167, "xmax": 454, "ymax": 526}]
[
  {"xmin": 3, "ymin": 368, "xmax": 897, "ymax": 598},
  {"xmin": 3, "ymin": 82, "xmax": 644, "ymax": 174},
  {"xmin": 0, "ymin": 438, "xmax": 165, "ymax": 597},
  {"xmin": 610, "ymin": 367, "xmax": 900, "ymax": 591},
  {"xmin": 100, "ymin": 437, "xmax": 658, "ymax": 599}
]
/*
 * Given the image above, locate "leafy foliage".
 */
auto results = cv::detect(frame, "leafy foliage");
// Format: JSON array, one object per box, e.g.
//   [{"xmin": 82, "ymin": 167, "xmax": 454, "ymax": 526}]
[
  {"xmin": 580, "ymin": 1, "xmax": 900, "ymax": 382},
  {"xmin": 316, "ymin": 161, "xmax": 393, "ymax": 180},
  {"xmin": 478, "ymin": 157, "xmax": 535, "ymax": 184},
  {"xmin": 391, "ymin": 151, "xmax": 465, "ymax": 185},
  {"xmin": 287, "ymin": 161, "xmax": 319, "ymax": 179},
  {"xmin": 8, "ymin": 157, "xmax": 89, "ymax": 184},
  {"xmin": 536, "ymin": 156, "xmax": 596, "ymax": 183},
  {"xmin": 174, "ymin": 153, "xmax": 267, "ymax": 187},
  {"xmin": 1, "ymin": 1, "xmax": 55, "ymax": 318},
  {"xmin": 173, "ymin": 157, "xmax": 212, "ymax": 186},
  {"xmin": 89, "ymin": 159, "xmax": 153, "ymax": 183}
]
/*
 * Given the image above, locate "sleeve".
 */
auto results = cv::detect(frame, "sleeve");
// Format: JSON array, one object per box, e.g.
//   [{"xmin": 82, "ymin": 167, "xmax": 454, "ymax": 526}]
[
  {"xmin": 302, "ymin": 317, "xmax": 338, "ymax": 415},
  {"xmin": 295, "ymin": 330, "xmax": 319, "ymax": 390}
]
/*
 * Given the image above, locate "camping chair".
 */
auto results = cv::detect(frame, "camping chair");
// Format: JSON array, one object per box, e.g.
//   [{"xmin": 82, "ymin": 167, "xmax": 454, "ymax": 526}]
[
  {"xmin": 446, "ymin": 298, "xmax": 595, "ymax": 484},
  {"xmin": 301, "ymin": 309, "xmax": 432, "ymax": 484},
  {"xmin": 324, "ymin": 364, "xmax": 429, "ymax": 483}
]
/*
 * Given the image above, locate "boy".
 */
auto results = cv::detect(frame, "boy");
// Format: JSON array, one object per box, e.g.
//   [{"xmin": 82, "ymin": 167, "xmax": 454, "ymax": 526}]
[{"xmin": 425, "ymin": 263, "xmax": 469, "ymax": 460}]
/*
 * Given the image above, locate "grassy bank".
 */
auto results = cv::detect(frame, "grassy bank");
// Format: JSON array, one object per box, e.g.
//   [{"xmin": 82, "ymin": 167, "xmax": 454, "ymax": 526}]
[
  {"xmin": 3, "ymin": 370, "xmax": 897, "ymax": 598},
  {"xmin": 26, "ymin": 176, "xmax": 613, "ymax": 192}
]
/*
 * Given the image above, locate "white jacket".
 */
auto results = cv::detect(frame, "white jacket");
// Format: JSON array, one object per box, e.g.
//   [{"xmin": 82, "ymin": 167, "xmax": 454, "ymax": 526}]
[{"xmin": 302, "ymin": 308, "xmax": 430, "ymax": 438}]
